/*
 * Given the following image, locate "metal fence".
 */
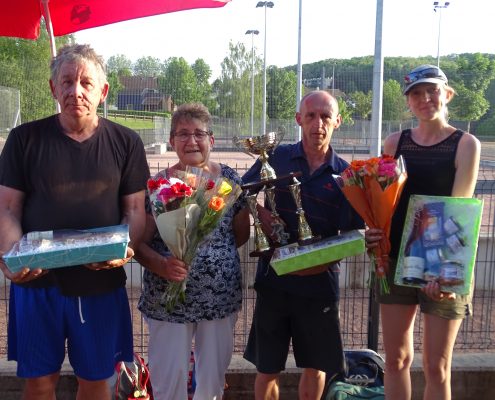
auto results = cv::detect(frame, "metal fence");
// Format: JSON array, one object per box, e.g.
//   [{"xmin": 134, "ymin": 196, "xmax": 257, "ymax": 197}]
[{"xmin": 1, "ymin": 154, "xmax": 495, "ymax": 358}]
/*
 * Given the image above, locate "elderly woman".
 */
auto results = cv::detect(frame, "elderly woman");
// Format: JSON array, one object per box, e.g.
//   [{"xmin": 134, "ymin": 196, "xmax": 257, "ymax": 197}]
[{"xmin": 134, "ymin": 103, "xmax": 250, "ymax": 400}]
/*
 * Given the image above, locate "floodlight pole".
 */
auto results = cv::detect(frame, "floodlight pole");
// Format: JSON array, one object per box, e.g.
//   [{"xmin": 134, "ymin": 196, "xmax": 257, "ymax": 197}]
[
  {"xmin": 296, "ymin": 0, "xmax": 303, "ymax": 141},
  {"xmin": 256, "ymin": 1, "xmax": 274, "ymax": 135},
  {"xmin": 433, "ymin": 1, "xmax": 450, "ymax": 68},
  {"xmin": 245, "ymin": 30, "xmax": 259, "ymax": 137}
]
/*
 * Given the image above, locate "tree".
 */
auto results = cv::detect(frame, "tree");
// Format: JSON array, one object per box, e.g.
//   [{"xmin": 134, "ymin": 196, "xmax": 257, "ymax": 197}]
[
  {"xmin": 266, "ymin": 66, "xmax": 297, "ymax": 120},
  {"xmin": 0, "ymin": 25, "xmax": 73, "ymax": 122},
  {"xmin": 213, "ymin": 41, "xmax": 262, "ymax": 124},
  {"xmin": 382, "ymin": 79, "xmax": 406, "ymax": 121},
  {"xmin": 450, "ymin": 83, "xmax": 490, "ymax": 132},
  {"xmin": 349, "ymin": 90, "xmax": 372, "ymax": 120},
  {"xmin": 336, "ymin": 97, "xmax": 353, "ymax": 125},
  {"xmin": 133, "ymin": 56, "xmax": 163, "ymax": 77},
  {"xmin": 106, "ymin": 71, "xmax": 123, "ymax": 106},
  {"xmin": 106, "ymin": 54, "xmax": 133, "ymax": 75},
  {"xmin": 158, "ymin": 57, "xmax": 199, "ymax": 106},
  {"xmin": 192, "ymin": 59, "xmax": 215, "ymax": 110}
]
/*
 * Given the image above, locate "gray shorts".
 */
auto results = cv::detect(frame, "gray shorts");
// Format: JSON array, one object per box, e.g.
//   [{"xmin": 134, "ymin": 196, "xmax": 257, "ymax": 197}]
[{"xmin": 375, "ymin": 258, "xmax": 472, "ymax": 320}]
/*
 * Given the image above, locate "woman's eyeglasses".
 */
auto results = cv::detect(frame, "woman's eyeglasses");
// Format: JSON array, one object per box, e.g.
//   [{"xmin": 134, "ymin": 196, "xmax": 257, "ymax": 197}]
[
  {"xmin": 404, "ymin": 67, "xmax": 447, "ymax": 84},
  {"xmin": 173, "ymin": 130, "xmax": 211, "ymax": 142}
]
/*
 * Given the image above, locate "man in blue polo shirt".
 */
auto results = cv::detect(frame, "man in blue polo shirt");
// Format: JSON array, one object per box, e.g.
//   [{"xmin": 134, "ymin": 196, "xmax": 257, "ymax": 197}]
[{"xmin": 243, "ymin": 90, "xmax": 363, "ymax": 400}]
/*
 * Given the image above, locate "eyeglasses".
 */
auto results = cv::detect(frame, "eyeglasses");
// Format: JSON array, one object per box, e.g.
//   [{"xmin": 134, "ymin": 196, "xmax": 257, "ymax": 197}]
[
  {"xmin": 404, "ymin": 67, "xmax": 447, "ymax": 85},
  {"xmin": 173, "ymin": 129, "xmax": 211, "ymax": 142}
]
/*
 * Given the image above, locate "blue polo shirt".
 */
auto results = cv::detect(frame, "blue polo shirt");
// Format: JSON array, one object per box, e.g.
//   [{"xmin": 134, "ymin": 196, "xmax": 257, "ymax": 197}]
[{"xmin": 242, "ymin": 142, "xmax": 363, "ymax": 300}]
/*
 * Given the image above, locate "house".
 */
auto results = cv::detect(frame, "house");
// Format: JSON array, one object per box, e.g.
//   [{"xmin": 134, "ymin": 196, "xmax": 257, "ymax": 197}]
[{"xmin": 117, "ymin": 76, "xmax": 173, "ymax": 112}]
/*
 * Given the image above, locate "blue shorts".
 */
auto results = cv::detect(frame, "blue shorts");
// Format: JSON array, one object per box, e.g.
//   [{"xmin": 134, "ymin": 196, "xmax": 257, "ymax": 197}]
[{"xmin": 8, "ymin": 285, "xmax": 133, "ymax": 380}]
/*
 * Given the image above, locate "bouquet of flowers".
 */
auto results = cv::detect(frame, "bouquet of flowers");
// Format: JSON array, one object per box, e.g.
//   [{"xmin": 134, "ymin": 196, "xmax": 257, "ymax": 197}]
[
  {"xmin": 147, "ymin": 166, "xmax": 242, "ymax": 311},
  {"xmin": 336, "ymin": 154, "xmax": 407, "ymax": 293}
]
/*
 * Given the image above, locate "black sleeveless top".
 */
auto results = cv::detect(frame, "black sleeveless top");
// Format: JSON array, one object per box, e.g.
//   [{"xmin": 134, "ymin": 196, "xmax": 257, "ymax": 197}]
[{"xmin": 389, "ymin": 128, "xmax": 464, "ymax": 258}]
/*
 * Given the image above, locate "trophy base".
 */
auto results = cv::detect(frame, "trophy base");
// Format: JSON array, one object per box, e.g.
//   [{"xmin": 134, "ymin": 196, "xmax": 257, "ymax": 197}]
[
  {"xmin": 242, "ymin": 171, "xmax": 302, "ymax": 192},
  {"xmin": 298, "ymin": 235, "xmax": 321, "ymax": 246},
  {"xmin": 249, "ymin": 248, "xmax": 275, "ymax": 258}
]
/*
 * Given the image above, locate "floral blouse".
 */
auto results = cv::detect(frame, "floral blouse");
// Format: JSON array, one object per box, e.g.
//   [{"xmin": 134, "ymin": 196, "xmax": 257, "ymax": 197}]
[{"xmin": 138, "ymin": 164, "xmax": 245, "ymax": 323}]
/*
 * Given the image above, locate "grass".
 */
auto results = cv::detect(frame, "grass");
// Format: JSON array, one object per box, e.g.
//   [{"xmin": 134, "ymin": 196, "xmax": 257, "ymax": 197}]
[{"xmin": 106, "ymin": 115, "xmax": 155, "ymax": 130}]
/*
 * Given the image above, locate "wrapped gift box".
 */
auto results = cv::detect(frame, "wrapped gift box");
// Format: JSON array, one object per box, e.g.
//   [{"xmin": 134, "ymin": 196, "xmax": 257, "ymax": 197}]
[
  {"xmin": 3, "ymin": 224, "xmax": 129, "ymax": 273},
  {"xmin": 394, "ymin": 195, "xmax": 483, "ymax": 295},
  {"xmin": 270, "ymin": 230, "xmax": 365, "ymax": 275}
]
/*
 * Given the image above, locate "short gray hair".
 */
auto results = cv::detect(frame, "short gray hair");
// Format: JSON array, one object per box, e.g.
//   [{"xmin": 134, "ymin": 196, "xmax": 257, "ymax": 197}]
[
  {"xmin": 170, "ymin": 103, "xmax": 212, "ymax": 136},
  {"xmin": 50, "ymin": 44, "xmax": 107, "ymax": 85}
]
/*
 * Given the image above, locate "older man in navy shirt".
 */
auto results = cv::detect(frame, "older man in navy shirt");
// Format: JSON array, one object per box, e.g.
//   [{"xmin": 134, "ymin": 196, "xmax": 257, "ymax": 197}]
[{"xmin": 243, "ymin": 90, "xmax": 363, "ymax": 400}]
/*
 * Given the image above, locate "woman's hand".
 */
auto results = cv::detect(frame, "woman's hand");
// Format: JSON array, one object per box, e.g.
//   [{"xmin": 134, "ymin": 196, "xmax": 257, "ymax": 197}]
[
  {"xmin": 157, "ymin": 256, "xmax": 188, "ymax": 282},
  {"xmin": 422, "ymin": 280, "xmax": 456, "ymax": 301},
  {"xmin": 364, "ymin": 228, "xmax": 383, "ymax": 250}
]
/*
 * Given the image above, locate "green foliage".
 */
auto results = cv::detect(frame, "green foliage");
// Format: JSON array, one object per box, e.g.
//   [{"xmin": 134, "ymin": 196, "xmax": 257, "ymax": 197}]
[
  {"xmin": 450, "ymin": 83, "xmax": 489, "ymax": 130},
  {"xmin": 192, "ymin": 59, "xmax": 215, "ymax": 110},
  {"xmin": 337, "ymin": 97, "xmax": 354, "ymax": 125},
  {"xmin": 158, "ymin": 57, "xmax": 200, "ymax": 106},
  {"xmin": 106, "ymin": 54, "xmax": 133, "ymax": 75},
  {"xmin": 382, "ymin": 80, "xmax": 407, "ymax": 121},
  {"xmin": 0, "ymin": 27, "xmax": 73, "ymax": 123},
  {"xmin": 266, "ymin": 67, "xmax": 297, "ymax": 120},
  {"xmin": 213, "ymin": 41, "xmax": 263, "ymax": 121},
  {"xmin": 349, "ymin": 90, "xmax": 372, "ymax": 119},
  {"xmin": 106, "ymin": 71, "xmax": 122, "ymax": 106},
  {"xmin": 133, "ymin": 56, "xmax": 163, "ymax": 77}
]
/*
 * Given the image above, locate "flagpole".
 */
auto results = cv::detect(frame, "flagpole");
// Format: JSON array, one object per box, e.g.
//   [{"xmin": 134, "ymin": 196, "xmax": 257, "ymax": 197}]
[{"xmin": 41, "ymin": 0, "xmax": 60, "ymax": 113}]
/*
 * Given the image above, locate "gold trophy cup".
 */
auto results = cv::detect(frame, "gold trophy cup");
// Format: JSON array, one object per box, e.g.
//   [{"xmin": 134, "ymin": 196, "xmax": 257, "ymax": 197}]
[{"xmin": 233, "ymin": 131, "xmax": 281, "ymax": 181}]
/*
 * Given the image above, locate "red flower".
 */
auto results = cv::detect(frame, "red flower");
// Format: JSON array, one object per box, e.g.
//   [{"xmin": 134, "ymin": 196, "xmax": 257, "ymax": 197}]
[
  {"xmin": 205, "ymin": 179, "xmax": 215, "ymax": 190},
  {"xmin": 147, "ymin": 177, "xmax": 169, "ymax": 193}
]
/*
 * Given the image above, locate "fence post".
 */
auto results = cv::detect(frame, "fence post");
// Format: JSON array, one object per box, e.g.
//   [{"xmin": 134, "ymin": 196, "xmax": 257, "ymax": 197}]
[{"xmin": 367, "ymin": 289, "xmax": 380, "ymax": 351}]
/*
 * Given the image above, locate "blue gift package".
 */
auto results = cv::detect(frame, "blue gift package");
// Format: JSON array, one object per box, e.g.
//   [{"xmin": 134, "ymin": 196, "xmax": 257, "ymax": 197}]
[{"xmin": 3, "ymin": 224, "xmax": 129, "ymax": 273}]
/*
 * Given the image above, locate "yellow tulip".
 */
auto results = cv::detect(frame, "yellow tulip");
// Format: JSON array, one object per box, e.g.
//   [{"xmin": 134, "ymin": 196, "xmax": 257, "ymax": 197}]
[{"xmin": 218, "ymin": 181, "xmax": 232, "ymax": 196}]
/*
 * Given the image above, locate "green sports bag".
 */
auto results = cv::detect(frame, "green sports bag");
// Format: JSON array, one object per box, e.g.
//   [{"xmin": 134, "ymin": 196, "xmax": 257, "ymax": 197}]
[{"xmin": 325, "ymin": 381, "xmax": 384, "ymax": 400}]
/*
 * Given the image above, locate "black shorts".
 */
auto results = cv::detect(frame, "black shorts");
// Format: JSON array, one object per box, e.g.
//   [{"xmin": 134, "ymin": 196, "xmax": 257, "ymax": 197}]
[{"xmin": 243, "ymin": 283, "xmax": 344, "ymax": 375}]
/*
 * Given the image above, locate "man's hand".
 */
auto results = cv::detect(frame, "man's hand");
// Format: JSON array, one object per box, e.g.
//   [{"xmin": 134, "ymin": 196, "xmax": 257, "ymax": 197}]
[
  {"xmin": 3, "ymin": 266, "xmax": 48, "ymax": 284},
  {"xmin": 85, "ymin": 247, "xmax": 135, "ymax": 271}
]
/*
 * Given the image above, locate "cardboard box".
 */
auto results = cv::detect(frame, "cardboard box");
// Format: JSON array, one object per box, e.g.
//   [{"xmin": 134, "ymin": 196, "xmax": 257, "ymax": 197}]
[
  {"xmin": 270, "ymin": 230, "xmax": 365, "ymax": 275},
  {"xmin": 3, "ymin": 224, "xmax": 129, "ymax": 273}
]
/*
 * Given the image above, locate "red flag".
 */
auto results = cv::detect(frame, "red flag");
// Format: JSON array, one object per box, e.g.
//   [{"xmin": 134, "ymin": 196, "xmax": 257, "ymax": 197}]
[{"xmin": 1, "ymin": 0, "xmax": 231, "ymax": 39}]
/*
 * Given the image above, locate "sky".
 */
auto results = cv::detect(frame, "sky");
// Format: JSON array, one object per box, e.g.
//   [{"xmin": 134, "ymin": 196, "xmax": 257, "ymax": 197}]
[{"xmin": 75, "ymin": 0, "xmax": 494, "ymax": 79}]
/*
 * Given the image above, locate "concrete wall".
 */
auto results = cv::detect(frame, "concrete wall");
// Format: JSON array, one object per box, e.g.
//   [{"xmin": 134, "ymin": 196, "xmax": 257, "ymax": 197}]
[{"xmin": 1, "ymin": 353, "xmax": 494, "ymax": 400}]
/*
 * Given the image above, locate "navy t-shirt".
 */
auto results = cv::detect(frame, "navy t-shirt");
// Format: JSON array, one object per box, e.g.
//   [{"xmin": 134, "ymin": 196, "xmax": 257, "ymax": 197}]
[{"xmin": 243, "ymin": 142, "xmax": 363, "ymax": 300}]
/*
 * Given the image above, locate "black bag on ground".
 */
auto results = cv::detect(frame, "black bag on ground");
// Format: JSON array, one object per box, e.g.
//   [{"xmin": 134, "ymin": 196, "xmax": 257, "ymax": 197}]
[
  {"xmin": 325, "ymin": 349, "xmax": 385, "ymax": 400},
  {"xmin": 341, "ymin": 349, "xmax": 385, "ymax": 387}
]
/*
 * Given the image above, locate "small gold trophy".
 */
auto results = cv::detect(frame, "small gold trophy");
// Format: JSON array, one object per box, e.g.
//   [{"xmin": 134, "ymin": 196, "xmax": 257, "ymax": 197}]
[
  {"xmin": 288, "ymin": 177, "xmax": 317, "ymax": 244},
  {"xmin": 246, "ymin": 193, "xmax": 271, "ymax": 255},
  {"xmin": 265, "ymin": 185, "xmax": 290, "ymax": 246}
]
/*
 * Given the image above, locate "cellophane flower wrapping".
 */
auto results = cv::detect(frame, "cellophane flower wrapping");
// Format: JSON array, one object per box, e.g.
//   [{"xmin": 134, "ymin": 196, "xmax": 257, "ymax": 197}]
[
  {"xmin": 147, "ymin": 166, "xmax": 243, "ymax": 311},
  {"xmin": 336, "ymin": 155, "xmax": 407, "ymax": 294}
]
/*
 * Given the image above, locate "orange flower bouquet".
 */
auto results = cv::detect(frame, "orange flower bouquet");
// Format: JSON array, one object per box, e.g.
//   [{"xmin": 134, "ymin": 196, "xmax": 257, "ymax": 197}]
[
  {"xmin": 336, "ymin": 155, "xmax": 407, "ymax": 293},
  {"xmin": 147, "ymin": 167, "xmax": 242, "ymax": 310}
]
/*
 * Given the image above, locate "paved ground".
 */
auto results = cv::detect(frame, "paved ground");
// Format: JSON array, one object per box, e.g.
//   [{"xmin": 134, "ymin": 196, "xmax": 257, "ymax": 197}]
[{"xmin": 146, "ymin": 150, "xmax": 256, "ymax": 174}]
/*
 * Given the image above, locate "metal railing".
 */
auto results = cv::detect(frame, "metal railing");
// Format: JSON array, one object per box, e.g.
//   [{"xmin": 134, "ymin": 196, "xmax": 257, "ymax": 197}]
[{"xmin": 1, "ymin": 165, "xmax": 494, "ymax": 357}]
